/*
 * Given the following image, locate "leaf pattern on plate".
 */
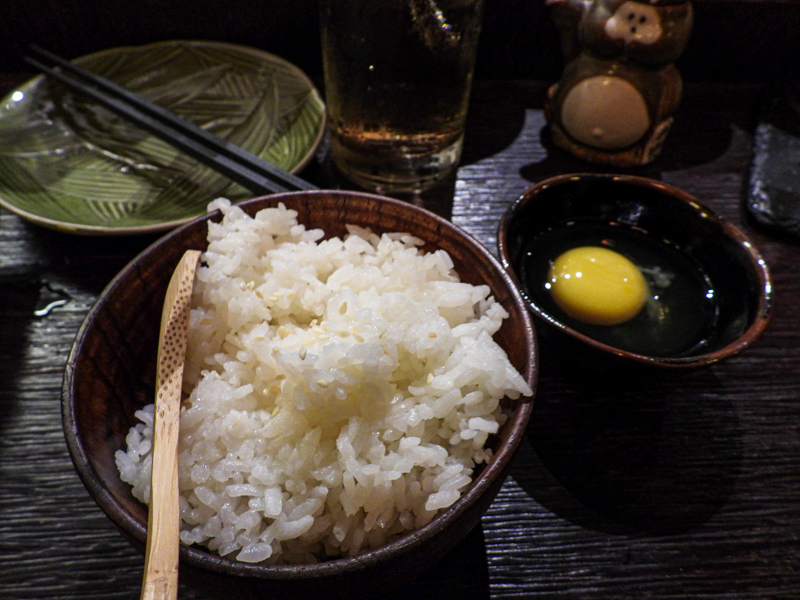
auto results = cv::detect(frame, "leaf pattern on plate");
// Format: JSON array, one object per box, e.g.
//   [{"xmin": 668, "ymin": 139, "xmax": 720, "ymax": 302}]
[{"xmin": 0, "ymin": 40, "xmax": 325, "ymax": 235}]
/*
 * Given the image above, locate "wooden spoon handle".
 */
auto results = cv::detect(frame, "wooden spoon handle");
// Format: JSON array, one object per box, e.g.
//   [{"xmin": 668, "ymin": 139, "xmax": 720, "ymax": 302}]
[{"xmin": 141, "ymin": 250, "xmax": 201, "ymax": 600}]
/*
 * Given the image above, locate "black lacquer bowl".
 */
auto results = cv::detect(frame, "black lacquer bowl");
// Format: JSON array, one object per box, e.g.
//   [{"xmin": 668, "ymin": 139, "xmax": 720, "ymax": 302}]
[
  {"xmin": 62, "ymin": 190, "xmax": 538, "ymax": 599},
  {"xmin": 498, "ymin": 173, "xmax": 772, "ymax": 370}
]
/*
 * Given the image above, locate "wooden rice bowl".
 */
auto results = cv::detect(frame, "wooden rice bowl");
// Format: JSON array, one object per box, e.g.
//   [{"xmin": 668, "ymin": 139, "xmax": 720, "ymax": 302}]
[{"xmin": 62, "ymin": 190, "xmax": 538, "ymax": 599}]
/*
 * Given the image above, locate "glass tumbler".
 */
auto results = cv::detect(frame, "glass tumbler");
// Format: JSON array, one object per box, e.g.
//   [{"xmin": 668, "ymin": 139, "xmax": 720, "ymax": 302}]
[{"xmin": 320, "ymin": 0, "xmax": 486, "ymax": 193}]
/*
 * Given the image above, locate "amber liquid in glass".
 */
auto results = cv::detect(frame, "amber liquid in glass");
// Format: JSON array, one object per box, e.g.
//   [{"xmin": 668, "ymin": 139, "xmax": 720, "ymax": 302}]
[{"xmin": 321, "ymin": 0, "xmax": 485, "ymax": 193}]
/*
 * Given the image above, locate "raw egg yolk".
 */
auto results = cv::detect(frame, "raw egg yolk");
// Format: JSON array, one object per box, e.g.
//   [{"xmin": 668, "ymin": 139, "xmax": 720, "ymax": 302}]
[{"xmin": 547, "ymin": 246, "xmax": 648, "ymax": 326}]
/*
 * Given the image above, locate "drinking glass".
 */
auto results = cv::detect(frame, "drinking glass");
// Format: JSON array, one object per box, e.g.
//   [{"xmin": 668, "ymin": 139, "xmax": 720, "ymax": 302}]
[{"xmin": 320, "ymin": 0, "xmax": 486, "ymax": 193}]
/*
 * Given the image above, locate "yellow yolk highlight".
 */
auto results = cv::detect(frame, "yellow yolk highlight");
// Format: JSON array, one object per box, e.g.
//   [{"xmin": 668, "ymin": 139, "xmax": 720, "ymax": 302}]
[{"xmin": 548, "ymin": 246, "xmax": 648, "ymax": 326}]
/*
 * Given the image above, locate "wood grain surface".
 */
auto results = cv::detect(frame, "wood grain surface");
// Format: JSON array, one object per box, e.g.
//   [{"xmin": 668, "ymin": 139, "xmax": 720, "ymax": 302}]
[{"xmin": 2, "ymin": 77, "xmax": 799, "ymax": 599}]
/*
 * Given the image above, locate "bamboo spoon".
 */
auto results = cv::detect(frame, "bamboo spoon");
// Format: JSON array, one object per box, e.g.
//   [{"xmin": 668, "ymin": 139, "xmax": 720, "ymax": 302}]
[{"xmin": 141, "ymin": 250, "xmax": 202, "ymax": 600}]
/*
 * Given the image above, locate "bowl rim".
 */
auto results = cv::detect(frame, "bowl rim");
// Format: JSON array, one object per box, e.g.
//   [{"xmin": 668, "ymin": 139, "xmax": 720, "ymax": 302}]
[
  {"xmin": 62, "ymin": 189, "xmax": 538, "ymax": 579},
  {"xmin": 497, "ymin": 173, "xmax": 773, "ymax": 369}
]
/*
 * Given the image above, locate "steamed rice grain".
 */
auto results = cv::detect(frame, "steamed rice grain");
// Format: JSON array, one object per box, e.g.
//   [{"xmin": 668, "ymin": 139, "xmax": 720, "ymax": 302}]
[{"xmin": 116, "ymin": 198, "xmax": 532, "ymax": 565}]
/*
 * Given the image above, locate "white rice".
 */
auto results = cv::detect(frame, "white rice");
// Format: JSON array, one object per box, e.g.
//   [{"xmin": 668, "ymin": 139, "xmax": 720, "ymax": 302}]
[{"xmin": 116, "ymin": 198, "xmax": 532, "ymax": 565}]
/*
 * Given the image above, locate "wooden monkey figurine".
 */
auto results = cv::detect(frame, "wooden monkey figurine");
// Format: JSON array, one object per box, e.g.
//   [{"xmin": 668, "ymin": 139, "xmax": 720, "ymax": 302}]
[{"xmin": 545, "ymin": 0, "xmax": 693, "ymax": 166}]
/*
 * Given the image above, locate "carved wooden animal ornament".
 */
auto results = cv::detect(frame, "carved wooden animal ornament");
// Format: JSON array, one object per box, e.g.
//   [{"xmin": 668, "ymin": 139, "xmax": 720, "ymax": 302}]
[{"xmin": 545, "ymin": 0, "xmax": 693, "ymax": 166}]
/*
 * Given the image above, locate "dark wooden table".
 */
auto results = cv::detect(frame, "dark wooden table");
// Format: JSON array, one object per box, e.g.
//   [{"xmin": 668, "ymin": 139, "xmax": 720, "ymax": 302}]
[{"xmin": 2, "ymin": 76, "xmax": 799, "ymax": 599}]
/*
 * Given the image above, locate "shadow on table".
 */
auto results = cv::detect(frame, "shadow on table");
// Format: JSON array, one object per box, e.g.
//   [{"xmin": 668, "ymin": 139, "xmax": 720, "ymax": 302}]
[
  {"xmin": 380, "ymin": 525, "xmax": 491, "ymax": 600},
  {"xmin": 178, "ymin": 525, "xmax": 491, "ymax": 600},
  {"xmin": 513, "ymin": 353, "xmax": 744, "ymax": 536},
  {"xmin": 461, "ymin": 83, "xmax": 536, "ymax": 168},
  {"xmin": 0, "ymin": 268, "xmax": 40, "ymax": 439},
  {"xmin": 20, "ymin": 219, "xmax": 162, "ymax": 288}
]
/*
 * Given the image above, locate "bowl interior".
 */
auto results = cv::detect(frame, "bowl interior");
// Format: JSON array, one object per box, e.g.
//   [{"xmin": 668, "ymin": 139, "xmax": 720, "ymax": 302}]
[
  {"xmin": 499, "ymin": 174, "xmax": 771, "ymax": 367},
  {"xmin": 63, "ymin": 190, "xmax": 537, "ymax": 590}
]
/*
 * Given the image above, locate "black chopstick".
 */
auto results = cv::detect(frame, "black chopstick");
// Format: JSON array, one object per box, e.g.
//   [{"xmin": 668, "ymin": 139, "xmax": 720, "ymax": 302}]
[{"xmin": 24, "ymin": 45, "xmax": 317, "ymax": 195}]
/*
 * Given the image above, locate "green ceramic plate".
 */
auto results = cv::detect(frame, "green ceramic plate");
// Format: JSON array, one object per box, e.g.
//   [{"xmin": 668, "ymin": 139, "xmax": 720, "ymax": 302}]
[{"xmin": 0, "ymin": 41, "xmax": 325, "ymax": 235}]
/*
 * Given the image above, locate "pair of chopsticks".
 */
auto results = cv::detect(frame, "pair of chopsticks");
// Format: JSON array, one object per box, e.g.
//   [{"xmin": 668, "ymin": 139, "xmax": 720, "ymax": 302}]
[{"xmin": 23, "ymin": 44, "xmax": 317, "ymax": 195}]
